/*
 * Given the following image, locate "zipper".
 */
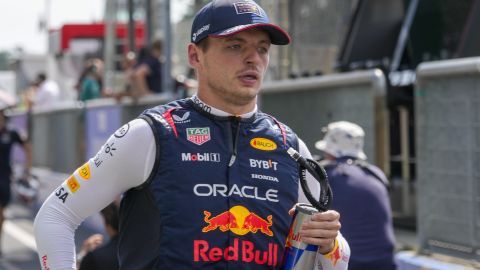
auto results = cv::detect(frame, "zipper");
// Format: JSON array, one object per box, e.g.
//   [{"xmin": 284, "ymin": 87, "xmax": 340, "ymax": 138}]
[{"xmin": 228, "ymin": 116, "xmax": 241, "ymax": 167}]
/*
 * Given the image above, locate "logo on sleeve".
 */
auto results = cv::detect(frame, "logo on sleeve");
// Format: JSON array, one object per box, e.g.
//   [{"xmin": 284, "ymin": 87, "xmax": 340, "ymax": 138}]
[
  {"xmin": 55, "ymin": 187, "xmax": 69, "ymax": 203},
  {"xmin": 186, "ymin": 127, "xmax": 211, "ymax": 145},
  {"xmin": 114, "ymin": 123, "xmax": 130, "ymax": 138},
  {"xmin": 67, "ymin": 176, "xmax": 80, "ymax": 193},
  {"xmin": 77, "ymin": 162, "xmax": 91, "ymax": 180}
]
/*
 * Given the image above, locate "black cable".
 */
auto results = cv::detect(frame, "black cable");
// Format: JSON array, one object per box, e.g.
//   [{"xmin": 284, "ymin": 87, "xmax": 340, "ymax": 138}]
[{"xmin": 287, "ymin": 147, "xmax": 332, "ymax": 212}]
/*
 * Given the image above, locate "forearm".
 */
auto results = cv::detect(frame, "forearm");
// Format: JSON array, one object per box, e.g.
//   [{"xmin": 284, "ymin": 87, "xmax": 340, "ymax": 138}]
[{"xmin": 34, "ymin": 191, "xmax": 81, "ymax": 270}]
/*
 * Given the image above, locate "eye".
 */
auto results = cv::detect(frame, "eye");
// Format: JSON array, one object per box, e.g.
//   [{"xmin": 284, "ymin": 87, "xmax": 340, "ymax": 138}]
[
  {"xmin": 228, "ymin": 44, "xmax": 241, "ymax": 50},
  {"xmin": 258, "ymin": 47, "xmax": 269, "ymax": 54}
]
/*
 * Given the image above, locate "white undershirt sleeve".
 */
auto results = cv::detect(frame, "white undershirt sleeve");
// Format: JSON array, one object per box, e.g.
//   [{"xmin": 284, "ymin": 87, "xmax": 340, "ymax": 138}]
[{"xmin": 34, "ymin": 118, "xmax": 156, "ymax": 270}]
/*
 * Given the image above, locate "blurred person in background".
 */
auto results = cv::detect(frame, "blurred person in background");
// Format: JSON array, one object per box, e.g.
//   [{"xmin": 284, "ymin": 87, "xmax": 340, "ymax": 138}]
[
  {"xmin": 131, "ymin": 40, "xmax": 164, "ymax": 96},
  {"xmin": 76, "ymin": 58, "xmax": 104, "ymax": 100},
  {"xmin": 0, "ymin": 109, "xmax": 32, "ymax": 256},
  {"xmin": 315, "ymin": 121, "xmax": 396, "ymax": 270},
  {"xmin": 27, "ymin": 73, "xmax": 61, "ymax": 109},
  {"xmin": 33, "ymin": 0, "xmax": 350, "ymax": 269},
  {"xmin": 111, "ymin": 51, "xmax": 137, "ymax": 102},
  {"xmin": 78, "ymin": 63, "xmax": 102, "ymax": 102},
  {"xmin": 78, "ymin": 202, "xmax": 120, "ymax": 270}
]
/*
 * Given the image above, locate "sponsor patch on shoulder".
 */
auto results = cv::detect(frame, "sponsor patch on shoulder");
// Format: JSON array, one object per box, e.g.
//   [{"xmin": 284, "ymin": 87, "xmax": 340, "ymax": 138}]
[{"xmin": 250, "ymin": 138, "xmax": 277, "ymax": 151}]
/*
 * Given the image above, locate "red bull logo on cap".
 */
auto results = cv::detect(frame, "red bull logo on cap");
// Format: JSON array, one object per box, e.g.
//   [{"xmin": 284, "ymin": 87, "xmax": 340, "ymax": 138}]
[{"xmin": 202, "ymin": 205, "xmax": 273, "ymax": 236}]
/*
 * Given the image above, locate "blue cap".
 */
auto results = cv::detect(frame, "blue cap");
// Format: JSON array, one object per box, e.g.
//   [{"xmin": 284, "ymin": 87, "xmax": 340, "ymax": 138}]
[{"xmin": 191, "ymin": 0, "xmax": 291, "ymax": 45}]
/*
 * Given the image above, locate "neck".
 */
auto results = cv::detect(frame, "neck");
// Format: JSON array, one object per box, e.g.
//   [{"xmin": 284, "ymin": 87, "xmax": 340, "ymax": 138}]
[
  {"xmin": 196, "ymin": 92, "xmax": 256, "ymax": 116},
  {"xmin": 191, "ymin": 95, "xmax": 256, "ymax": 118},
  {"xmin": 197, "ymin": 92, "xmax": 257, "ymax": 115}
]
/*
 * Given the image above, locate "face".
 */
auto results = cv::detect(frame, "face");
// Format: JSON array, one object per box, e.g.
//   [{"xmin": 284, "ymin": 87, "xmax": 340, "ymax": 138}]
[{"xmin": 189, "ymin": 28, "xmax": 271, "ymax": 113}]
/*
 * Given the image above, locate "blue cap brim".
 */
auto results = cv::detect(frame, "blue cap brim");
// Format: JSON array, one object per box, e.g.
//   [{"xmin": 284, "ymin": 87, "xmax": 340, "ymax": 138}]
[{"xmin": 209, "ymin": 23, "xmax": 291, "ymax": 45}]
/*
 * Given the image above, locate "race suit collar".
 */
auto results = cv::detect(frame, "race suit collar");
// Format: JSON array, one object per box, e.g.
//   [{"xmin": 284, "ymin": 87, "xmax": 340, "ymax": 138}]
[{"xmin": 189, "ymin": 95, "xmax": 257, "ymax": 121}]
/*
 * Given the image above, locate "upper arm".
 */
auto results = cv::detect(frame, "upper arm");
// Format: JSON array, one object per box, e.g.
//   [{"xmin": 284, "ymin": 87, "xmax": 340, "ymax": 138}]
[{"xmin": 38, "ymin": 117, "xmax": 156, "ymax": 221}]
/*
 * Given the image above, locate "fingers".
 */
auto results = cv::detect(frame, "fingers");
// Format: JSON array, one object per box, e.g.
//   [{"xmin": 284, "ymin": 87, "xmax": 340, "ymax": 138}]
[
  {"xmin": 83, "ymin": 234, "xmax": 104, "ymax": 251},
  {"xmin": 311, "ymin": 210, "xmax": 340, "ymax": 223},
  {"xmin": 299, "ymin": 210, "xmax": 341, "ymax": 253},
  {"xmin": 302, "ymin": 211, "xmax": 341, "ymax": 230}
]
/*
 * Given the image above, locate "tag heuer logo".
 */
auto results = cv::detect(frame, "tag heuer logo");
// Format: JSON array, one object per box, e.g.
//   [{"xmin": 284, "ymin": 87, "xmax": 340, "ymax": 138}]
[{"xmin": 186, "ymin": 127, "xmax": 211, "ymax": 145}]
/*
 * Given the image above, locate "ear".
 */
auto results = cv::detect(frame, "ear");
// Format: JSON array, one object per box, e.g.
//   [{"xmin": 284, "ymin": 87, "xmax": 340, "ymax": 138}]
[{"xmin": 188, "ymin": 44, "xmax": 201, "ymax": 68}]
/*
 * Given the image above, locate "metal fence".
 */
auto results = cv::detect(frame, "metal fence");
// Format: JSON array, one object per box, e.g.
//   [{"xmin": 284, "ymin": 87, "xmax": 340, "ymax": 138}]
[
  {"xmin": 9, "ymin": 69, "xmax": 389, "ymax": 175},
  {"xmin": 416, "ymin": 57, "xmax": 480, "ymax": 261},
  {"xmin": 9, "ymin": 95, "xmax": 172, "ymax": 174}
]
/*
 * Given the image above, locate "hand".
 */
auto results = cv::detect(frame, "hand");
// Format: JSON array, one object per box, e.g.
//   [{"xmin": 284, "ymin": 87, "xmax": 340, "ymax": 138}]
[
  {"xmin": 296, "ymin": 210, "xmax": 341, "ymax": 254},
  {"xmin": 81, "ymin": 234, "xmax": 104, "ymax": 253}
]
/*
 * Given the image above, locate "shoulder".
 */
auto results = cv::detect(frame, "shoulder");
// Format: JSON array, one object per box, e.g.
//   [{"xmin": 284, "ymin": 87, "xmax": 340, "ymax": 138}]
[
  {"xmin": 257, "ymin": 112, "xmax": 295, "ymax": 132},
  {"xmin": 256, "ymin": 111, "xmax": 298, "ymax": 138},
  {"xmin": 141, "ymin": 100, "xmax": 189, "ymax": 126},
  {"xmin": 318, "ymin": 159, "xmax": 337, "ymax": 169},
  {"xmin": 142, "ymin": 99, "xmax": 187, "ymax": 116},
  {"xmin": 256, "ymin": 112, "xmax": 300, "ymax": 150},
  {"xmin": 144, "ymin": 56, "xmax": 161, "ymax": 67},
  {"xmin": 362, "ymin": 162, "xmax": 388, "ymax": 184}
]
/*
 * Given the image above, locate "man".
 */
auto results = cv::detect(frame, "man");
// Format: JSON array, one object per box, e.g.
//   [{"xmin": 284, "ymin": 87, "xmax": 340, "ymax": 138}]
[
  {"xmin": 315, "ymin": 121, "xmax": 396, "ymax": 270},
  {"xmin": 0, "ymin": 109, "xmax": 31, "ymax": 255},
  {"xmin": 78, "ymin": 203, "xmax": 120, "ymax": 270},
  {"xmin": 34, "ymin": 1, "xmax": 350, "ymax": 269},
  {"xmin": 132, "ymin": 40, "xmax": 163, "ymax": 96},
  {"xmin": 30, "ymin": 73, "xmax": 61, "ymax": 108}
]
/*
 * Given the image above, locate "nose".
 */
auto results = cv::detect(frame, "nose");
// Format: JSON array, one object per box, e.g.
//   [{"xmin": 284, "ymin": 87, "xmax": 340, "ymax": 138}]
[{"xmin": 244, "ymin": 46, "xmax": 263, "ymax": 66}]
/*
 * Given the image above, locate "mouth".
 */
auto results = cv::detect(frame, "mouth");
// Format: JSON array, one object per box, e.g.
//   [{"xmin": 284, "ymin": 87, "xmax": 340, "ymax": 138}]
[{"xmin": 238, "ymin": 70, "xmax": 260, "ymax": 85}]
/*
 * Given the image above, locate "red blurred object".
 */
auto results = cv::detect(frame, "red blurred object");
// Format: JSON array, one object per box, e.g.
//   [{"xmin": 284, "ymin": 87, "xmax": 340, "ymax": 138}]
[{"xmin": 49, "ymin": 22, "xmax": 146, "ymax": 55}]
